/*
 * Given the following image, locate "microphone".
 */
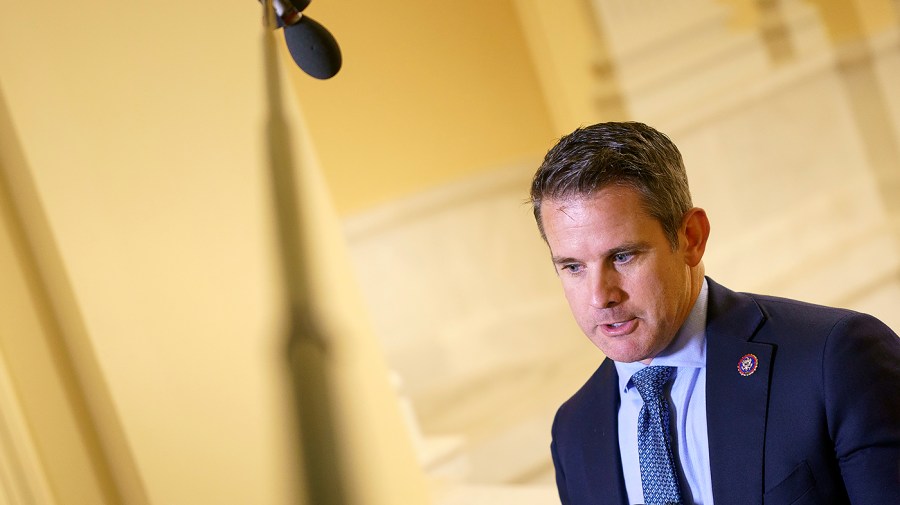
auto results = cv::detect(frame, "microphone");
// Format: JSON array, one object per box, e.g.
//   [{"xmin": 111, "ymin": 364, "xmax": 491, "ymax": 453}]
[{"xmin": 269, "ymin": 0, "xmax": 342, "ymax": 79}]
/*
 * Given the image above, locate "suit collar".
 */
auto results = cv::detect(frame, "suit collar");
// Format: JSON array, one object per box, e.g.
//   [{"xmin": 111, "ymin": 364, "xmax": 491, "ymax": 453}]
[{"xmin": 705, "ymin": 277, "xmax": 765, "ymax": 343}]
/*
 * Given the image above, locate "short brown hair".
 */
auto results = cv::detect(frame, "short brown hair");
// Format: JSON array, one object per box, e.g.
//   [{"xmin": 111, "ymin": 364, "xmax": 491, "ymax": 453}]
[{"xmin": 530, "ymin": 122, "xmax": 692, "ymax": 249}]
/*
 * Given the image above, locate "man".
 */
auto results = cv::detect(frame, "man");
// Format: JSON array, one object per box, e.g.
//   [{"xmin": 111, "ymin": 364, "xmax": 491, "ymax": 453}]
[{"xmin": 530, "ymin": 122, "xmax": 900, "ymax": 505}]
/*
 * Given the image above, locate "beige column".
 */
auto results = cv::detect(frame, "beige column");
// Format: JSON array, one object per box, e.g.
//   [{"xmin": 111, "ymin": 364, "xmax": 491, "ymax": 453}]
[
  {"xmin": 513, "ymin": 0, "xmax": 629, "ymax": 135},
  {"xmin": 756, "ymin": 0, "xmax": 799, "ymax": 63},
  {"xmin": 585, "ymin": 0, "xmax": 771, "ymax": 127},
  {"xmin": 807, "ymin": 0, "xmax": 900, "ymax": 238}
]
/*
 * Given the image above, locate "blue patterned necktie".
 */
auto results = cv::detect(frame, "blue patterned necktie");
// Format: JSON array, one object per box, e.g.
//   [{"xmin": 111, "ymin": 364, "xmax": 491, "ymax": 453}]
[{"xmin": 631, "ymin": 366, "xmax": 683, "ymax": 505}]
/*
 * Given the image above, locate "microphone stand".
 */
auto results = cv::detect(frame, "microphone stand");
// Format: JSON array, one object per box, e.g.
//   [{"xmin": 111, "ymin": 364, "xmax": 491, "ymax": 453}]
[{"xmin": 261, "ymin": 2, "xmax": 348, "ymax": 504}]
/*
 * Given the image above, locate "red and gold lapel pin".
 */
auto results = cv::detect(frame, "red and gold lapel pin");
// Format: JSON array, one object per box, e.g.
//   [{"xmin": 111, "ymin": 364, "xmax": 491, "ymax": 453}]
[{"xmin": 737, "ymin": 354, "xmax": 759, "ymax": 376}]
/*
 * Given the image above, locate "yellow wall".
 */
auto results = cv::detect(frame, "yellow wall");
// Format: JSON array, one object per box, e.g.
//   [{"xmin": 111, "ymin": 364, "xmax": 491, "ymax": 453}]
[
  {"xmin": 0, "ymin": 134, "xmax": 114, "ymax": 503},
  {"xmin": 289, "ymin": 0, "xmax": 555, "ymax": 215},
  {"xmin": 0, "ymin": 0, "xmax": 436, "ymax": 503},
  {"xmin": 0, "ymin": 1, "xmax": 287, "ymax": 502}
]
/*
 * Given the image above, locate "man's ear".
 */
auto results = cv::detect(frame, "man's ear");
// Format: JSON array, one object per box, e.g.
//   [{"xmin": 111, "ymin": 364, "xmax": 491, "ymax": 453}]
[{"xmin": 681, "ymin": 207, "xmax": 710, "ymax": 267}]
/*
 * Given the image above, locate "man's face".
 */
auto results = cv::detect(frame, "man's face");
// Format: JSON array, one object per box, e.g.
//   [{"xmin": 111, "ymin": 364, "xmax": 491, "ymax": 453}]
[{"xmin": 540, "ymin": 186, "xmax": 698, "ymax": 364}]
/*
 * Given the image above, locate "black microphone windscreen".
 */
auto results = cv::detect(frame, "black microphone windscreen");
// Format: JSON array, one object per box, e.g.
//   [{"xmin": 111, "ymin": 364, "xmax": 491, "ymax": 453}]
[{"xmin": 283, "ymin": 16, "xmax": 342, "ymax": 80}]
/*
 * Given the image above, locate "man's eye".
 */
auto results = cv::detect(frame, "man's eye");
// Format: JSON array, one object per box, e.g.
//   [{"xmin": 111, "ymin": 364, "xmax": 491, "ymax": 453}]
[
  {"xmin": 613, "ymin": 252, "xmax": 633, "ymax": 264},
  {"xmin": 562, "ymin": 264, "xmax": 584, "ymax": 274}
]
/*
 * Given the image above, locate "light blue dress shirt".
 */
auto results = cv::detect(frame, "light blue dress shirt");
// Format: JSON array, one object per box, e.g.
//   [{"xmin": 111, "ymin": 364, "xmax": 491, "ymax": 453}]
[{"xmin": 614, "ymin": 278, "xmax": 713, "ymax": 505}]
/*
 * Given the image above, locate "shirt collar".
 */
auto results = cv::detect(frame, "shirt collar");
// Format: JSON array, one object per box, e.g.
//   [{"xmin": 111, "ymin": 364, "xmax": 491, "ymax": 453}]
[{"xmin": 614, "ymin": 277, "xmax": 709, "ymax": 394}]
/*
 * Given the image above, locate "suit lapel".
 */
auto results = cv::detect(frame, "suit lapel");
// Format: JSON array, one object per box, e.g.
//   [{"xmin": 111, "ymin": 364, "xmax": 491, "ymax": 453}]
[
  {"xmin": 704, "ymin": 279, "xmax": 774, "ymax": 505},
  {"xmin": 582, "ymin": 359, "xmax": 629, "ymax": 505}
]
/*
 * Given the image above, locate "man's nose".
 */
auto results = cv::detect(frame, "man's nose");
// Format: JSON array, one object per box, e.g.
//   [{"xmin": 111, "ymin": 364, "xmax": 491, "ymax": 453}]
[{"xmin": 589, "ymin": 267, "xmax": 622, "ymax": 308}]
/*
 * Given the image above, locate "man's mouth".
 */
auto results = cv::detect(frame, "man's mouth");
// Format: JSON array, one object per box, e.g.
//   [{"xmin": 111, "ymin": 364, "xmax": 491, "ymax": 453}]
[{"xmin": 600, "ymin": 318, "xmax": 637, "ymax": 335}]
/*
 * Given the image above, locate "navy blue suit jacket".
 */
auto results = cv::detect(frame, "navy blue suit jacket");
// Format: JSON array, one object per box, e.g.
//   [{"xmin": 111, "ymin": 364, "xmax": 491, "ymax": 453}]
[{"xmin": 550, "ymin": 278, "xmax": 900, "ymax": 504}]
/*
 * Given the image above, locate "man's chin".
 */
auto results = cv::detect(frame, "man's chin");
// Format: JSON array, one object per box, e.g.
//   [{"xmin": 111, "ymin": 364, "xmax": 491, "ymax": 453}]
[{"xmin": 593, "ymin": 343, "xmax": 652, "ymax": 364}]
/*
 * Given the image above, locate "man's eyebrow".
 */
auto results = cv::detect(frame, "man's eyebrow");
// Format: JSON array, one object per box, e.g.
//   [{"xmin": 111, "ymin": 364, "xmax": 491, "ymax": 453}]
[
  {"xmin": 551, "ymin": 255, "xmax": 579, "ymax": 265},
  {"xmin": 606, "ymin": 243, "xmax": 649, "ymax": 256},
  {"xmin": 551, "ymin": 242, "xmax": 650, "ymax": 265}
]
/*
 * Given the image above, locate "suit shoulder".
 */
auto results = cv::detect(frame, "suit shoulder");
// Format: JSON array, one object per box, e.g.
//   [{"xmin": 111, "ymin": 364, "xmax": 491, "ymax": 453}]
[
  {"xmin": 746, "ymin": 292, "xmax": 851, "ymax": 318},
  {"xmin": 732, "ymin": 291, "xmax": 899, "ymax": 358},
  {"xmin": 742, "ymin": 291, "xmax": 890, "ymax": 333}
]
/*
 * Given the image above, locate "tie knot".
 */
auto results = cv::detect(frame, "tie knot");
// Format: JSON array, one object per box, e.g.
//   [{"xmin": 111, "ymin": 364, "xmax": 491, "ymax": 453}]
[{"xmin": 631, "ymin": 366, "xmax": 676, "ymax": 401}]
